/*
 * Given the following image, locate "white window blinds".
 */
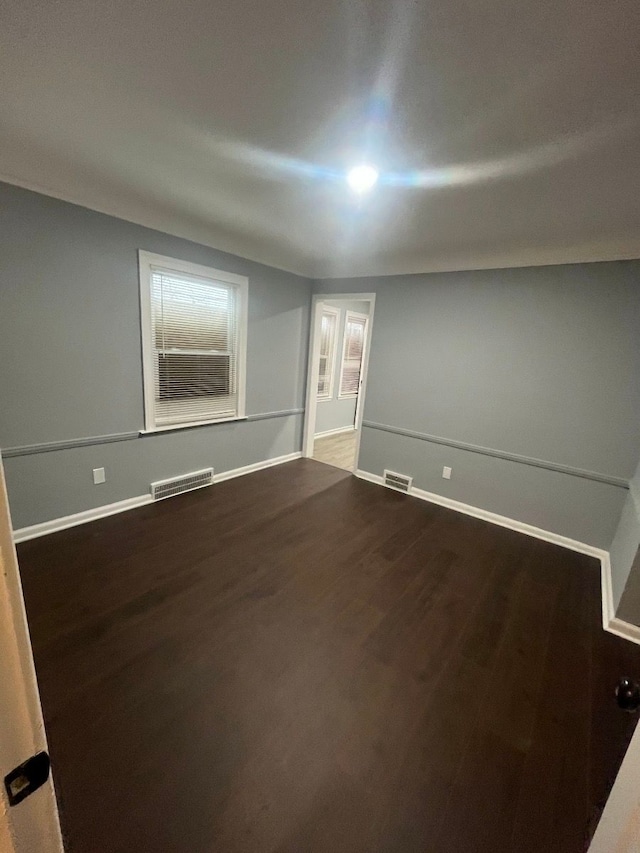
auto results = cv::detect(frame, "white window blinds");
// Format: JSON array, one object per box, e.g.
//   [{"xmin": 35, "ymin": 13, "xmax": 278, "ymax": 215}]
[
  {"xmin": 317, "ymin": 308, "xmax": 338, "ymax": 399},
  {"xmin": 139, "ymin": 253, "xmax": 248, "ymax": 430},
  {"xmin": 339, "ymin": 313, "xmax": 367, "ymax": 397}
]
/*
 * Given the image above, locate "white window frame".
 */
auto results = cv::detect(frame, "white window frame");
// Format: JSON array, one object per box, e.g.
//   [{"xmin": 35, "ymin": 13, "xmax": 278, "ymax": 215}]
[
  {"xmin": 138, "ymin": 250, "xmax": 248, "ymax": 433},
  {"xmin": 338, "ymin": 310, "xmax": 369, "ymax": 399},
  {"xmin": 317, "ymin": 305, "xmax": 340, "ymax": 402}
]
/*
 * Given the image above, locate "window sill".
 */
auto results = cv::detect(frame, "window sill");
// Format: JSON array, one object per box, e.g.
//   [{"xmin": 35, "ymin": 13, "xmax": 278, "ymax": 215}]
[
  {"xmin": 337, "ymin": 394, "xmax": 358, "ymax": 400},
  {"xmin": 140, "ymin": 415, "xmax": 248, "ymax": 435},
  {"xmin": 316, "ymin": 396, "xmax": 335, "ymax": 403}
]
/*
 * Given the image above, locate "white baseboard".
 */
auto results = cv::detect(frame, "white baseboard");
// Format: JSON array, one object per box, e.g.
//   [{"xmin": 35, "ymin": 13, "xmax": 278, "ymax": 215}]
[
  {"xmin": 356, "ymin": 468, "xmax": 605, "ymax": 558},
  {"xmin": 13, "ymin": 495, "xmax": 154, "ymax": 543},
  {"xmin": 355, "ymin": 470, "xmax": 386, "ymax": 486},
  {"xmin": 606, "ymin": 617, "xmax": 640, "ymax": 644},
  {"xmin": 214, "ymin": 451, "xmax": 302, "ymax": 484},
  {"xmin": 355, "ymin": 468, "xmax": 640, "ymax": 646},
  {"xmin": 13, "ymin": 452, "xmax": 302, "ymax": 543},
  {"xmin": 313, "ymin": 426, "xmax": 356, "ymax": 439}
]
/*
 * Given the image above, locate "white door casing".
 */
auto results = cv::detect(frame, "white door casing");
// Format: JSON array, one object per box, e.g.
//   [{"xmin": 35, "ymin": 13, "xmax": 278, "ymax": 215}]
[
  {"xmin": 588, "ymin": 719, "xmax": 640, "ymax": 852},
  {"xmin": 0, "ymin": 455, "xmax": 64, "ymax": 853}
]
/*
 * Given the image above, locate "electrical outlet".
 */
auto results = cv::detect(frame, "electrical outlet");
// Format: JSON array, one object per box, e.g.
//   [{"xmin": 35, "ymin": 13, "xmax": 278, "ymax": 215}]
[
  {"xmin": 442, "ymin": 466, "xmax": 452, "ymax": 480},
  {"xmin": 93, "ymin": 467, "xmax": 106, "ymax": 485}
]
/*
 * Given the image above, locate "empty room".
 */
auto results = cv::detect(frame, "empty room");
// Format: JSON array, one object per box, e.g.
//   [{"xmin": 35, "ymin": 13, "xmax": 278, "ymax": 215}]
[{"xmin": 1, "ymin": 1, "xmax": 640, "ymax": 852}]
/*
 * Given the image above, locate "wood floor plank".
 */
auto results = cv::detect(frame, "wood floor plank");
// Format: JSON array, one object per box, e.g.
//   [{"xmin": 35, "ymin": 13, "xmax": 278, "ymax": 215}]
[
  {"xmin": 16, "ymin": 458, "xmax": 640, "ymax": 853},
  {"xmin": 510, "ymin": 545, "xmax": 591, "ymax": 853}
]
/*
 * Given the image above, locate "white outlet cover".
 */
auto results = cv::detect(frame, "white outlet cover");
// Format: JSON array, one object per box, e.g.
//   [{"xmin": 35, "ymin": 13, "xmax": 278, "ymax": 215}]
[
  {"xmin": 93, "ymin": 467, "xmax": 106, "ymax": 484},
  {"xmin": 442, "ymin": 466, "xmax": 452, "ymax": 480}
]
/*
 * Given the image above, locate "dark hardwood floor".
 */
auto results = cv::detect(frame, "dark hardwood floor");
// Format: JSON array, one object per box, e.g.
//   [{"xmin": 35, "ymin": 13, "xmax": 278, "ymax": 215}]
[{"xmin": 17, "ymin": 459, "xmax": 640, "ymax": 853}]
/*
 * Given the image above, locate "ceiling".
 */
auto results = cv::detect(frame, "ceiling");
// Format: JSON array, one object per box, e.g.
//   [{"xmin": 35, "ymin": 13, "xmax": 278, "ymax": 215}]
[{"xmin": 1, "ymin": 0, "xmax": 639, "ymax": 278}]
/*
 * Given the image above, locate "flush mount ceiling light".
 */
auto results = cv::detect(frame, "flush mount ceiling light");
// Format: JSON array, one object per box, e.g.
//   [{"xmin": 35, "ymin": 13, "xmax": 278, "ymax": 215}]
[{"xmin": 346, "ymin": 164, "xmax": 379, "ymax": 193}]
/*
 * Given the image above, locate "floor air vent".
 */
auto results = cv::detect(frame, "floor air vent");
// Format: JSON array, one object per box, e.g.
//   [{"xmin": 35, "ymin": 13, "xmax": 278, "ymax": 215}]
[
  {"xmin": 383, "ymin": 470, "xmax": 413, "ymax": 493},
  {"xmin": 151, "ymin": 468, "xmax": 214, "ymax": 501}
]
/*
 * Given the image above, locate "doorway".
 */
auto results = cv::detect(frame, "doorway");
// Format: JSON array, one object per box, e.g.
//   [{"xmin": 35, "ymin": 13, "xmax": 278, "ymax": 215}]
[{"xmin": 303, "ymin": 293, "xmax": 375, "ymax": 473}]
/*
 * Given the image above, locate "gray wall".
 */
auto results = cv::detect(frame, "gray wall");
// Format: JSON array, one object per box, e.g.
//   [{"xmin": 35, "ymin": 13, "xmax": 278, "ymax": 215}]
[
  {"xmin": 315, "ymin": 300, "xmax": 369, "ymax": 436},
  {"xmin": 315, "ymin": 262, "xmax": 640, "ymax": 549},
  {"xmin": 612, "ymin": 462, "xmax": 640, "ymax": 618},
  {"xmin": 3, "ymin": 177, "xmax": 640, "ymax": 590},
  {"xmin": 0, "ymin": 182, "xmax": 312, "ymax": 529}
]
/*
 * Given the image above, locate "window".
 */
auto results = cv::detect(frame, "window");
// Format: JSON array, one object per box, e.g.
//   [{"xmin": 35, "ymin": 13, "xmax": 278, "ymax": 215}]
[
  {"xmin": 339, "ymin": 311, "xmax": 368, "ymax": 397},
  {"xmin": 317, "ymin": 307, "xmax": 339, "ymax": 400},
  {"xmin": 139, "ymin": 251, "xmax": 248, "ymax": 430}
]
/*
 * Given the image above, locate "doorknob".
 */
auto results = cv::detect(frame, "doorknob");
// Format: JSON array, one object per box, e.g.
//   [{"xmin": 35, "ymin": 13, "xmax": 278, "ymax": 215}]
[{"xmin": 615, "ymin": 678, "xmax": 640, "ymax": 713}]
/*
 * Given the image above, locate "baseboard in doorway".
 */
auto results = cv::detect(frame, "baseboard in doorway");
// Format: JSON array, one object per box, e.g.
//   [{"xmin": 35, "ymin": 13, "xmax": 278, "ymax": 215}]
[
  {"xmin": 606, "ymin": 617, "xmax": 640, "ymax": 644},
  {"xmin": 355, "ymin": 468, "xmax": 640, "ymax": 647},
  {"xmin": 599, "ymin": 554, "xmax": 640, "ymax": 643},
  {"xmin": 13, "ymin": 451, "xmax": 302, "ymax": 543},
  {"xmin": 313, "ymin": 426, "xmax": 356, "ymax": 440}
]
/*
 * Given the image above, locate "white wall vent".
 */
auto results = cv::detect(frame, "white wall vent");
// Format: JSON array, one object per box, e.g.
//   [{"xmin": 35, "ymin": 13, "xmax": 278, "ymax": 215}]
[
  {"xmin": 151, "ymin": 468, "xmax": 214, "ymax": 501},
  {"xmin": 383, "ymin": 469, "xmax": 413, "ymax": 493}
]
